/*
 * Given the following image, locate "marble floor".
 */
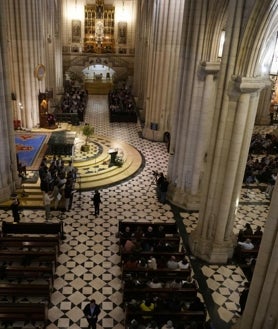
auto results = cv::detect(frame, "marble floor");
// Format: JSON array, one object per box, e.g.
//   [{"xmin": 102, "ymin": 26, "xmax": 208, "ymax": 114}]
[{"xmin": 0, "ymin": 96, "xmax": 270, "ymax": 329}]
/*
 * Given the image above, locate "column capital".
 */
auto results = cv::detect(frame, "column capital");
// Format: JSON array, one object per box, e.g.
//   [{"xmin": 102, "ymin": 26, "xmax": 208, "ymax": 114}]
[
  {"xmin": 231, "ymin": 75, "xmax": 268, "ymax": 93},
  {"xmin": 198, "ymin": 61, "xmax": 221, "ymax": 80}
]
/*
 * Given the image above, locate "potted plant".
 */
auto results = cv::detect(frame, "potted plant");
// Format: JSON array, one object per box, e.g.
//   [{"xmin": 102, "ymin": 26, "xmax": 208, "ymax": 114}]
[{"xmin": 81, "ymin": 124, "xmax": 94, "ymax": 152}]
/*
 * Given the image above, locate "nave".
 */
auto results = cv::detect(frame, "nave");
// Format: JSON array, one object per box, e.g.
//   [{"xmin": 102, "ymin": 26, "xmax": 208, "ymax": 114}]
[{"xmin": 0, "ymin": 96, "xmax": 270, "ymax": 329}]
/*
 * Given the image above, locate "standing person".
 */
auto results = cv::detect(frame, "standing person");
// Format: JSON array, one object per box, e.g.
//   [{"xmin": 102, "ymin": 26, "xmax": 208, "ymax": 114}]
[
  {"xmin": 51, "ymin": 181, "xmax": 62, "ymax": 210},
  {"xmin": 160, "ymin": 177, "xmax": 169, "ymax": 204},
  {"xmin": 43, "ymin": 191, "xmax": 53, "ymax": 220},
  {"xmin": 83, "ymin": 299, "xmax": 101, "ymax": 329},
  {"xmin": 10, "ymin": 197, "xmax": 20, "ymax": 222},
  {"xmin": 64, "ymin": 180, "xmax": 73, "ymax": 211},
  {"xmin": 156, "ymin": 172, "xmax": 165, "ymax": 201},
  {"xmin": 92, "ymin": 190, "xmax": 101, "ymax": 216},
  {"xmin": 239, "ymin": 282, "xmax": 250, "ymax": 314}
]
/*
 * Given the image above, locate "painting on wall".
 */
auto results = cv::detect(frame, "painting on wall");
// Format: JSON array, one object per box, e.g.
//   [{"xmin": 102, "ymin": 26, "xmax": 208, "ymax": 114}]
[
  {"xmin": 72, "ymin": 20, "xmax": 81, "ymax": 43},
  {"xmin": 118, "ymin": 22, "xmax": 127, "ymax": 44}
]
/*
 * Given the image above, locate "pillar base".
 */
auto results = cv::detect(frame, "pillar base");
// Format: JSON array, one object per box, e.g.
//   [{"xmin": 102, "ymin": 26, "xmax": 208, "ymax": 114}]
[
  {"xmin": 231, "ymin": 318, "xmax": 241, "ymax": 329},
  {"xmin": 142, "ymin": 127, "xmax": 164, "ymax": 141},
  {"xmin": 0, "ymin": 184, "xmax": 15, "ymax": 203},
  {"xmin": 167, "ymin": 184, "xmax": 200, "ymax": 211},
  {"xmin": 188, "ymin": 230, "xmax": 236, "ymax": 263},
  {"xmin": 15, "ymin": 176, "xmax": 22, "ymax": 189},
  {"xmin": 255, "ymin": 114, "xmax": 271, "ymax": 125}
]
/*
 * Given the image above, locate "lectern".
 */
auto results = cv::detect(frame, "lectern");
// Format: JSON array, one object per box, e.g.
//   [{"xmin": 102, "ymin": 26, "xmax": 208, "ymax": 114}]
[{"xmin": 108, "ymin": 148, "xmax": 118, "ymax": 166}]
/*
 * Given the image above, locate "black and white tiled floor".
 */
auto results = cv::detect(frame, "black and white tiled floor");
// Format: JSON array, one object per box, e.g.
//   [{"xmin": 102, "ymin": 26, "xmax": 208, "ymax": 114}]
[{"xmin": 0, "ymin": 95, "xmax": 271, "ymax": 329}]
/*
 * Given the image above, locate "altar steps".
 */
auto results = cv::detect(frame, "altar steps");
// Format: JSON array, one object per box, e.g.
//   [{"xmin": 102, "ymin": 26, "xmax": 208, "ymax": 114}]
[{"xmin": 0, "ymin": 141, "xmax": 142, "ymax": 209}]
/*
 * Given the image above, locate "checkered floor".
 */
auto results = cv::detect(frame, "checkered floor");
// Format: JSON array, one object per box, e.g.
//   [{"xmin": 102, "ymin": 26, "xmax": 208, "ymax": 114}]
[{"xmin": 0, "ymin": 95, "xmax": 271, "ymax": 329}]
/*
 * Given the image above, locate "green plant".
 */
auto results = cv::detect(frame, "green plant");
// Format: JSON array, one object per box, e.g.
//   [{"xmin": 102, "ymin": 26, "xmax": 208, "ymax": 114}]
[
  {"xmin": 82, "ymin": 124, "xmax": 94, "ymax": 145},
  {"xmin": 81, "ymin": 124, "xmax": 94, "ymax": 152}
]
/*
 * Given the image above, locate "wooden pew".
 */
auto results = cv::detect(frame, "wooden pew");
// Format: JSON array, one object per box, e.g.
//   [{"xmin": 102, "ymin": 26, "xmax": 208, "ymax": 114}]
[
  {"xmin": 0, "ymin": 249, "xmax": 57, "ymax": 267},
  {"xmin": 119, "ymin": 222, "xmax": 178, "ymax": 236},
  {"xmin": 0, "ymin": 283, "xmax": 51, "ymax": 302},
  {"xmin": 0, "ymin": 236, "xmax": 60, "ymax": 251},
  {"xmin": 123, "ymin": 287, "xmax": 197, "ymax": 302},
  {"xmin": 234, "ymin": 246, "xmax": 260, "ymax": 263},
  {"xmin": 120, "ymin": 236, "xmax": 181, "ymax": 252},
  {"xmin": 0, "ymin": 239, "xmax": 59, "ymax": 256},
  {"xmin": 121, "ymin": 251, "xmax": 186, "ymax": 262},
  {"xmin": 2, "ymin": 221, "xmax": 64, "ymax": 239},
  {"xmin": 122, "ymin": 267, "xmax": 191, "ymax": 282},
  {"xmin": 238, "ymin": 234, "xmax": 262, "ymax": 246},
  {"xmin": 2, "ymin": 265, "xmax": 54, "ymax": 287},
  {"xmin": 124, "ymin": 308, "xmax": 206, "ymax": 329},
  {"xmin": 55, "ymin": 112, "xmax": 80, "ymax": 126},
  {"xmin": 0, "ymin": 302, "xmax": 47, "ymax": 324}
]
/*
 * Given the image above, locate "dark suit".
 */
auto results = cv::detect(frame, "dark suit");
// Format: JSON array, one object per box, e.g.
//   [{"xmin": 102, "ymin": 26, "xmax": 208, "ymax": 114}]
[
  {"xmin": 93, "ymin": 191, "xmax": 101, "ymax": 215},
  {"xmin": 11, "ymin": 199, "xmax": 20, "ymax": 222},
  {"xmin": 239, "ymin": 288, "xmax": 249, "ymax": 314},
  {"xmin": 83, "ymin": 302, "xmax": 101, "ymax": 329}
]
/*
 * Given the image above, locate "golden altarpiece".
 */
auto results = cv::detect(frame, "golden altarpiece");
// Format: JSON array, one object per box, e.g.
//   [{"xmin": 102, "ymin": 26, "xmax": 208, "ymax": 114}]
[{"xmin": 84, "ymin": 0, "xmax": 115, "ymax": 54}]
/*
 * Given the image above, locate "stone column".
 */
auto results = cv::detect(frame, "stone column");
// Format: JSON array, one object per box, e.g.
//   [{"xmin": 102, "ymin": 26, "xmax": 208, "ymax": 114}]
[
  {"xmin": 168, "ymin": 62, "xmax": 220, "ymax": 210},
  {"xmin": 0, "ymin": 5, "xmax": 20, "ymax": 201},
  {"xmin": 232, "ymin": 180, "xmax": 278, "ymax": 329},
  {"xmin": 44, "ymin": 0, "xmax": 63, "ymax": 99},
  {"xmin": 189, "ymin": 77, "xmax": 266, "ymax": 263},
  {"xmin": 5, "ymin": 0, "xmax": 56, "ymax": 129},
  {"xmin": 142, "ymin": 0, "xmax": 185, "ymax": 141},
  {"xmin": 132, "ymin": 0, "xmax": 154, "ymax": 120},
  {"xmin": 255, "ymin": 83, "xmax": 272, "ymax": 125}
]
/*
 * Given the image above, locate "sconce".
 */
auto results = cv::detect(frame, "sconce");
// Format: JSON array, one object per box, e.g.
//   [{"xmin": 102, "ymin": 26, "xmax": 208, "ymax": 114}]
[{"xmin": 18, "ymin": 102, "xmax": 24, "ymax": 111}]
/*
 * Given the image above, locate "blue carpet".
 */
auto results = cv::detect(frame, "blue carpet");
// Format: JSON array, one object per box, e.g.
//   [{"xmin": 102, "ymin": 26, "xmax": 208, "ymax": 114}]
[{"xmin": 15, "ymin": 133, "xmax": 47, "ymax": 167}]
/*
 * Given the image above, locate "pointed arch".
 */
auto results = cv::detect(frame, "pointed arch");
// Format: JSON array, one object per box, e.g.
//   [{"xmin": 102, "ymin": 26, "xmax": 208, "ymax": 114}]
[{"xmin": 235, "ymin": 0, "xmax": 278, "ymax": 77}]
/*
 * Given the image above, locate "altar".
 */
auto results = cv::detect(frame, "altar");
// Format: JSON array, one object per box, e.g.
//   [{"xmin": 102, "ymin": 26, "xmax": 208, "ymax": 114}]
[
  {"xmin": 47, "ymin": 131, "xmax": 76, "ymax": 156},
  {"xmin": 85, "ymin": 79, "xmax": 113, "ymax": 95}
]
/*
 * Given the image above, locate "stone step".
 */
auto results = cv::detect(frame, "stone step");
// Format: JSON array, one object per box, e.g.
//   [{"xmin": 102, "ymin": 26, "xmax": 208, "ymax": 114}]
[{"xmin": 0, "ymin": 133, "xmax": 143, "ymax": 210}]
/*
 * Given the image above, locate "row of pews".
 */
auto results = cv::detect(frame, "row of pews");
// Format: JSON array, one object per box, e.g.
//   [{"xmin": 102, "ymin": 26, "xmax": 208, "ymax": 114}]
[
  {"xmin": 0, "ymin": 221, "xmax": 64, "ymax": 328},
  {"xmin": 108, "ymin": 88, "xmax": 137, "ymax": 123},
  {"xmin": 118, "ymin": 221, "xmax": 207, "ymax": 328}
]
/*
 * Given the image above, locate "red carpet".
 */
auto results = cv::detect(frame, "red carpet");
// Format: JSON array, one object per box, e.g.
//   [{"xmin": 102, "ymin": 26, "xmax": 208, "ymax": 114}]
[{"xmin": 15, "ymin": 132, "xmax": 51, "ymax": 170}]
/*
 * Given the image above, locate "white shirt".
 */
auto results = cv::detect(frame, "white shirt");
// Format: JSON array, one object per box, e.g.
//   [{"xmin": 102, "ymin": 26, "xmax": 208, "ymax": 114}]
[
  {"xmin": 167, "ymin": 260, "xmax": 179, "ymax": 269},
  {"xmin": 178, "ymin": 260, "xmax": 190, "ymax": 269},
  {"xmin": 161, "ymin": 324, "xmax": 174, "ymax": 329},
  {"xmin": 238, "ymin": 241, "xmax": 254, "ymax": 250},
  {"xmin": 148, "ymin": 281, "xmax": 163, "ymax": 288}
]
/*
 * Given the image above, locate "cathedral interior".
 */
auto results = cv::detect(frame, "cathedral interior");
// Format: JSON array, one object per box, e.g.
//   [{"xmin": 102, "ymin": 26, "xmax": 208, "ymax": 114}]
[{"xmin": 0, "ymin": 1, "xmax": 277, "ymax": 329}]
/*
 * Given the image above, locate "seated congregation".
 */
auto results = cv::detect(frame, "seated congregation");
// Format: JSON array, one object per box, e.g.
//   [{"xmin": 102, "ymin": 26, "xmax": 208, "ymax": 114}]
[
  {"xmin": 108, "ymin": 87, "xmax": 137, "ymax": 122},
  {"xmin": 0, "ymin": 221, "xmax": 64, "ymax": 327},
  {"xmin": 118, "ymin": 222, "xmax": 207, "ymax": 329},
  {"xmin": 243, "ymin": 132, "xmax": 278, "ymax": 191},
  {"xmin": 55, "ymin": 85, "xmax": 88, "ymax": 125}
]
